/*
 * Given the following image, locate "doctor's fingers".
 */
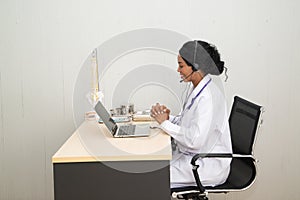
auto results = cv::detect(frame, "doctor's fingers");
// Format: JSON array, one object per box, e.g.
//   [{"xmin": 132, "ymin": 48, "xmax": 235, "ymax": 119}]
[
  {"xmin": 155, "ymin": 105, "xmax": 166, "ymax": 114},
  {"xmin": 164, "ymin": 108, "xmax": 170, "ymax": 114},
  {"xmin": 154, "ymin": 113, "xmax": 169, "ymax": 124},
  {"xmin": 152, "ymin": 103, "xmax": 169, "ymax": 114},
  {"xmin": 150, "ymin": 112, "xmax": 160, "ymax": 119},
  {"xmin": 152, "ymin": 103, "xmax": 162, "ymax": 114},
  {"xmin": 159, "ymin": 105, "xmax": 170, "ymax": 114},
  {"xmin": 151, "ymin": 104, "xmax": 160, "ymax": 115}
]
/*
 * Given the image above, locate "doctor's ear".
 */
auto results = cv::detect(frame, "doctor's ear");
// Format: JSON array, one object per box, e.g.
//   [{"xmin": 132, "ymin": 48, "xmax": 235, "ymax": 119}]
[{"xmin": 191, "ymin": 65, "xmax": 197, "ymax": 72}]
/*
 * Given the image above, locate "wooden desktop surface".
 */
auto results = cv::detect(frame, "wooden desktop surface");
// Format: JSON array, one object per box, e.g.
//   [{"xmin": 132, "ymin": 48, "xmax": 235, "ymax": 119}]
[{"xmin": 52, "ymin": 120, "xmax": 172, "ymax": 163}]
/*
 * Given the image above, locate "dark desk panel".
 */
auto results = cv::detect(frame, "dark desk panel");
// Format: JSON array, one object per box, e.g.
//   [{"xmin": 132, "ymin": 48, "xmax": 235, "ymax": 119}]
[{"xmin": 54, "ymin": 161, "xmax": 170, "ymax": 200}]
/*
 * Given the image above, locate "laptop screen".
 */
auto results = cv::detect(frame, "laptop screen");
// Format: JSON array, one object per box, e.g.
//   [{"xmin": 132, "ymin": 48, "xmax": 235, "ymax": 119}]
[{"xmin": 94, "ymin": 101, "xmax": 117, "ymax": 133}]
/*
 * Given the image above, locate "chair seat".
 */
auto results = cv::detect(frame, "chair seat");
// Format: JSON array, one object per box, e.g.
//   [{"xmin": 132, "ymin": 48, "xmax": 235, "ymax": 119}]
[
  {"xmin": 171, "ymin": 186, "xmax": 199, "ymax": 193},
  {"xmin": 171, "ymin": 182, "xmax": 232, "ymax": 194},
  {"xmin": 172, "ymin": 156, "xmax": 257, "ymax": 195},
  {"xmin": 171, "ymin": 182, "xmax": 241, "ymax": 197}
]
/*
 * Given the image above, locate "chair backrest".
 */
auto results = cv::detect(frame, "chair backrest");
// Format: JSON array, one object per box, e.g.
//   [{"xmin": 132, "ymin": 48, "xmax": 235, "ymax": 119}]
[
  {"xmin": 208, "ymin": 96, "xmax": 263, "ymax": 191},
  {"xmin": 229, "ymin": 96, "xmax": 262, "ymax": 155}
]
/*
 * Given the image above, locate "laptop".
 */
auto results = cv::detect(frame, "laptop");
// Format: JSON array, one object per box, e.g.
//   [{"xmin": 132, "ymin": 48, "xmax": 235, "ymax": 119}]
[{"xmin": 94, "ymin": 101, "xmax": 151, "ymax": 137}]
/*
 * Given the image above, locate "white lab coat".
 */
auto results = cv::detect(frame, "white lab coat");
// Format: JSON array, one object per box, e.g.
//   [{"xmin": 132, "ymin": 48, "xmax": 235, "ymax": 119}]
[{"xmin": 160, "ymin": 75, "xmax": 232, "ymax": 188}]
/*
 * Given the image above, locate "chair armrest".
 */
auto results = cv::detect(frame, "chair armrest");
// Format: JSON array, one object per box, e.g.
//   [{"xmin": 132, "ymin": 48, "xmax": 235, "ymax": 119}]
[
  {"xmin": 190, "ymin": 153, "xmax": 256, "ymax": 194},
  {"xmin": 189, "ymin": 153, "xmax": 232, "ymax": 194},
  {"xmin": 191, "ymin": 153, "xmax": 232, "ymax": 166},
  {"xmin": 191, "ymin": 153, "xmax": 256, "ymax": 165}
]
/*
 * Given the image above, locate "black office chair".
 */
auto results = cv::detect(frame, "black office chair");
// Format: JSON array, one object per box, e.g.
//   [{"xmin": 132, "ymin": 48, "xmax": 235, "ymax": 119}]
[{"xmin": 171, "ymin": 96, "xmax": 264, "ymax": 200}]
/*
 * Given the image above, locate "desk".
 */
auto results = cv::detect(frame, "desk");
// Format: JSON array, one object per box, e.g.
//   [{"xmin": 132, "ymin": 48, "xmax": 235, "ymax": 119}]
[{"xmin": 52, "ymin": 120, "xmax": 172, "ymax": 200}]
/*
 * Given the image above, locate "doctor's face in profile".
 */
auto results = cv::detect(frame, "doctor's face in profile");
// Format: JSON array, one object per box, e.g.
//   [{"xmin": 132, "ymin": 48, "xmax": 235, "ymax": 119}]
[{"xmin": 177, "ymin": 55, "xmax": 193, "ymax": 82}]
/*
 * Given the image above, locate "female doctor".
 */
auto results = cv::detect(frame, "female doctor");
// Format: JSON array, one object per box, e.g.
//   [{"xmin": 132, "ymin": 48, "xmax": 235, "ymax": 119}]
[{"xmin": 151, "ymin": 40, "xmax": 232, "ymax": 188}]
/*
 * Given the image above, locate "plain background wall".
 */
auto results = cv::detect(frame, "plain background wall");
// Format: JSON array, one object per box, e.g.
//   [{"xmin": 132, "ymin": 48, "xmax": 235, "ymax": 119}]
[{"xmin": 0, "ymin": 0, "xmax": 299, "ymax": 199}]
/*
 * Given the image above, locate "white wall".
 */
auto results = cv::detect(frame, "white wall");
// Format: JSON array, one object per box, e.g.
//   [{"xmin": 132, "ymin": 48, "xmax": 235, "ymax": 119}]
[{"xmin": 0, "ymin": 0, "xmax": 299, "ymax": 199}]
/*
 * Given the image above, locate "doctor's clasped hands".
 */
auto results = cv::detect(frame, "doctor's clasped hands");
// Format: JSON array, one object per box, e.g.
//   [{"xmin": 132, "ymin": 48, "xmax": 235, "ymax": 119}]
[{"xmin": 150, "ymin": 103, "xmax": 170, "ymax": 124}]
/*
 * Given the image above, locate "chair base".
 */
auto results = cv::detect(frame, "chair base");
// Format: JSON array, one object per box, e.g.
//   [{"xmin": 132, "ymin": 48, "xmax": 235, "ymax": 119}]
[
  {"xmin": 171, "ymin": 187, "xmax": 208, "ymax": 200},
  {"xmin": 178, "ymin": 194, "xmax": 208, "ymax": 200},
  {"xmin": 174, "ymin": 193, "xmax": 208, "ymax": 200}
]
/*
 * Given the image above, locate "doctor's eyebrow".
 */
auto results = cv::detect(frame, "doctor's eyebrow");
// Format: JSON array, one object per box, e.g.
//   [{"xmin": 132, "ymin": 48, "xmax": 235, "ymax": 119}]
[{"xmin": 178, "ymin": 61, "xmax": 185, "ymax": 66}]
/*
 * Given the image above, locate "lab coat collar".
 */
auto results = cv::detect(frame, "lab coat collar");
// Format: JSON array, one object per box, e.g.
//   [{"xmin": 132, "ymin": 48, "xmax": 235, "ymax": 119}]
[{"xmin": 190, "ymin": 74, "xmax": 212, "ymax": 97}]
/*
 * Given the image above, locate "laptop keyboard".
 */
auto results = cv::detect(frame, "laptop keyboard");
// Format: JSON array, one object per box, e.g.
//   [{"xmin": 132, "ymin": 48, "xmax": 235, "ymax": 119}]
[{"xmin": 118, "ymin": 125, "xmax": 136, "ymax": 135}]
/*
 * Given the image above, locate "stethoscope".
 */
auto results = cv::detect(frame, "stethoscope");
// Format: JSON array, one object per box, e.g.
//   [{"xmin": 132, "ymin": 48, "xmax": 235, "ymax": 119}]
[
  {"xmin": 172, "ymin": 77, "xmax": 212, "ymax": 124},
  {"xmin": 185, "ymin": 77, "xmax": 212, "ymax": 110}
]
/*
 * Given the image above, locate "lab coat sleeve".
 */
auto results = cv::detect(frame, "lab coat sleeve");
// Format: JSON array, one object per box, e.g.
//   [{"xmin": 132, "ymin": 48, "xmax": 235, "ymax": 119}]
[
  {"xmin": 168, "ymin": 115, "xmax": 176, "ymax": 122},
  {"xmin": 160, "ymin": 120, "xmax": 181, "ymax": 135},
  {"xmin": 168, "ymin": 114, "xmax": 181, "ymax": 124}
]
